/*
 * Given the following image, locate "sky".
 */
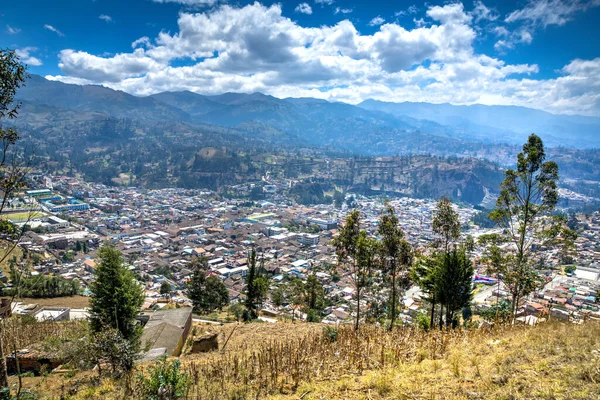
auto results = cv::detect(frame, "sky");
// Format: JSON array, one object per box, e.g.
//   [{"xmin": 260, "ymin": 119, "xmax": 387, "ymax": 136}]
[{"xmin": 2, "ymin": 0, "xmax": 600, "ymax": 116}]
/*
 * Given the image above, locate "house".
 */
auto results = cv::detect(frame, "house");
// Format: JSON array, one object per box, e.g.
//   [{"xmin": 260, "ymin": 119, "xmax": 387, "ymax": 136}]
[{"xmin": 141, "ymin": 307, "xmax": 193, "ymax": 360}]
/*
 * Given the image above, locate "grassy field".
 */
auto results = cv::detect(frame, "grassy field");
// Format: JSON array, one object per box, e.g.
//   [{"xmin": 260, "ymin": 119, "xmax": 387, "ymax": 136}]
[
  {"xmin": 7, "ymin": 320, "xmax": 600, "ymax": 399},
  {"xmin": 1, "ymin": 210, "xmax": 47, "ymax": 223},
  {"xmin": 15, "ymin": 295, "xmax": 90, "ymax": 309}
]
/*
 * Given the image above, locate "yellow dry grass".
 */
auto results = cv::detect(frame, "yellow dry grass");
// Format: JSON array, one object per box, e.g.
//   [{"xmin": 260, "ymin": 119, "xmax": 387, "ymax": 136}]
[{"xmin": 8, "ymin": 320, "xmax": 600, "ymax": 399}]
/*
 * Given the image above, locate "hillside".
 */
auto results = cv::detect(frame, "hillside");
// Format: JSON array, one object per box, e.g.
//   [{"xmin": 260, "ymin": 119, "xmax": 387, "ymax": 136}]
[
  {"xmin": 9, "ymin": 75, "xmax": 600, "ymax": 201},
  {"xmin": 11, "ymin": 321, "xmax": 600, "ymax": 399}
]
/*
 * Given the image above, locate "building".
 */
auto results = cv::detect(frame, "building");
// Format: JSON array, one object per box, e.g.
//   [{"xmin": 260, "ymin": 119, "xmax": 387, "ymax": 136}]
[
  {"xmin": 141, "ymin": 307, "xmax": 193, "ymax": 360},
  {"xmin": 32, "ymin": 307, "xmax": 70, "ymax": 322},
  {"xmin": 306, "ymin": 217, "xmax": 338, "ymax": 230},
  {"xmin": 298, "ymin": 233, "xmax": 320, "ymax": 246}
]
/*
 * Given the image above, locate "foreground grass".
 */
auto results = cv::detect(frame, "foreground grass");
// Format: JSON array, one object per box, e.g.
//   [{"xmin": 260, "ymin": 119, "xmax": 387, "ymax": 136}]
[
  {"xmin": 9, "ymin": 320, "xmax": 600, "ymax": 399},
  {"xmin": 272, "ymin": 322, "xmax": 600, "ymax": 400}
]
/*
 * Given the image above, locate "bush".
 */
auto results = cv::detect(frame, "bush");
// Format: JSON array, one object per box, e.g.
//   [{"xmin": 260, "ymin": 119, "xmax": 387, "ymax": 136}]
[
  {"xmin": 76, "ymin": 328, "xmax": 138, "ymax": 377},
  {"xmin": 323, "ymin": 325, "xmax": 339, "ymax": 343},
  {"xmin": 415, "ymin": 312, "xmax": 430, "ymax": 331},
  {"xmin": 136, "ymin": 356, "xmax": 191, "ymax": 400}
]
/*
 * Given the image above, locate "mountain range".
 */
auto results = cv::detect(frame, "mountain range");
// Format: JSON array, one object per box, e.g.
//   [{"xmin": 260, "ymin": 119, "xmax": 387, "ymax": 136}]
[{"xmin": 15, "ymin": 75, "xmax": 600, "ymax": 152}]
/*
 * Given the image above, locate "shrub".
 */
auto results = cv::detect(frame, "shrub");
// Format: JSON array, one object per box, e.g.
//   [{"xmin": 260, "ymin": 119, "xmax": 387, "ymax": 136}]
[
  {"xmin": 322, "ymin": 325, "xmax": 339, "ymax": 342},
  {"xmin": 136, "ymin": 356, "xmax": 191, "ymax": 400}
]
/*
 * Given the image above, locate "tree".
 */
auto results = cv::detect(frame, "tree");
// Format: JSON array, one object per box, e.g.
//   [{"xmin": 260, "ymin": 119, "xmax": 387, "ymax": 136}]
[
  {"xmin": 411, "ymin": 253, "xmax": 442, "ymax": 328},
  {"xmin": 436, "ymin": 247, "xmax": 474, "ymax": 328},
  {"xmin": 489, "ymin": 134, "xmax": 575, "ymax": 320},
  {"xmin": 432, "ymin": 197, "xmax": 461, "ymax": 252},
  {"xmin": 0, "ymin": 48, "xmax": 30, "ymax": 388},
  {"xmin": 332, "ymin": 210, "xmax": 361, "ymax": 329},
  {"xmin": 89, "ymin": 245, "xmax": 144, "ymax": 349},
  {"xmin": 243, "ymin": 248, "xmax": 268, "ymax": 320},
  {"xmin": 378, "ymin": 203, "xmax": 413, "ymax": 329},
  {"xmin": 353, "ymin": 231, "xmax": 378, "ymax": 330},
  {"xmin": 419, "ymin": 197, "xmax": 461, "ymax": 328},
  {"xmin": 160, "ymin": 280, "xmax": 173, "ymax": 300},
  {"xmin": 186, "ymin": 258, "xmax": 229, "ymax": 313}
]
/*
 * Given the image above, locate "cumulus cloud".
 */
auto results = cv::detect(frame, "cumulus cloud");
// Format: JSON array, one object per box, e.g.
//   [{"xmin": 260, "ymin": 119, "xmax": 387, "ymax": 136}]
[
  {"xmin": 369, "ymin": 16, "xmax": 385, "ymax": 26},
  {"xmin": 295, "ymin": 3, "xmax": 312, "ymax": 15},
  {"xmin": 45, "ymin": 1, "xmax": 600, "ymax": 116},
  {"xmin": 15, "ymin": 47, "xmax": 43, "ymax": 66},
  {"xmin": 7, "ymin": 25, "xmax": 21, "ymax": 34},
  {"xmin": 99, "ymin": 14, "xmax": 113, "ymax": 23},
  {"xmin": 44, "ymin": 24, "xmax": 64, "ymax": 36}
]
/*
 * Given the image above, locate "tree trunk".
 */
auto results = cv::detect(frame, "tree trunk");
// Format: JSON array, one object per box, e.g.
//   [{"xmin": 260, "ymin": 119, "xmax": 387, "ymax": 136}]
[
  {"xmin": 389, "ymin": 271, "xmax": 397, "ymax": 330},
  {"xmin": 355, "ymin": 289, "xmax": 360, "ymax": 331},
  {"xmin": 439, "ymin": 305, "xmax": 444, "ymax": 330},
  {"xmin": 430, "ymin": 301, "xmax": 435, "ymax": 328},
  {"xmin": 0, "ymin": 326, "xmax": 7, "ymax": 388}
]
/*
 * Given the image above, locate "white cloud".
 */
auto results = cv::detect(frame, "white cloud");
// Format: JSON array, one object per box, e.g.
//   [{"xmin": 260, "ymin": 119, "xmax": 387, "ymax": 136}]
[
  {"xmin": 395, "ymin": 5, "xmax": 419, "ymax": 16},
  {"xmin": 506, "ymin": 0, "xmax": 600, "ymax": 27},
  {"xmin": 132, "ymin": 36, "xmax": 152, "ymax": 49},
  {"xmin": 369, "ymin": 16, "xmax": 385, "ymax": 26},
  {"xmin": 99, "ymin": 14, "xmax": 113, "ymax": 23},
  {"xmin": 472, "ymin": 1, "xmax": 498, "ymax": 22},
  {"xmin": 314, "ymin": 0, "xmax": 334, "ymax": 5},
  {"xmin": 295, "ymin": 3, "xmax": 312, "ymax": 15},
  {"xmin": 15, "ymin": 47, "xmax": 43, "ymax": 67},
  {"xmin": 334, "ymin": 7, "xmax": 352, "ymax": 14},
  {"xmin": 45, "ymin": 2, "xmax": 600, "ymax": 116},
  {"xmin": 7, "ymin": 25, "xmax": 21, "ymax": 35},
  {"xmin": 44, "ymin": 24, "xmax": 64, "ymax": 36}
]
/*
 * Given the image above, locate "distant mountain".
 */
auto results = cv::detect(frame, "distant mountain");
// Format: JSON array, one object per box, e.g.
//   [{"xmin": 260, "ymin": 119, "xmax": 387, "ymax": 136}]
[
  {"xmin": 14, "ymin": 75, "xmax": 600, "ymax": 153},
  {"xmin": 17, "ymin": 75, "xmax": 191, "ymax": 123},
  {"xmin": 359, "ymin": 100, "xmax": 600, "ymax": 148}
]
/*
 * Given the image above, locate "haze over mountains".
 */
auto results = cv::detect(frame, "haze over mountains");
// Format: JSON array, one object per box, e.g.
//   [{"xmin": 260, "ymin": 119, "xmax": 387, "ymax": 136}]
[{"xmin": 16, "ymin": 75, "xmax": 600, "ymax": 152}]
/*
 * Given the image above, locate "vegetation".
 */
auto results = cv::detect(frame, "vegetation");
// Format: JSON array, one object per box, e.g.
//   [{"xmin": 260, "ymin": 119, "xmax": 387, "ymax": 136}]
[
  {"xmin": 5, "ymin": 268, "xmax": 81, "ymax": 298},
  {"xmin": 135, "ymin": 356, "xmax": 191, "ymax": 400},
  {"xmin": 489, "ymin": 134, "xmax": 575, "ymax": 319},
  {"xmin": 243, "ymin": 248, "xmax": 269, "ymax": 321},
  {"xmin": 12, "ymin": 320, "xmax": 600, "ymax": 399},
  {"xmin": 377, "ymin": 203, "xmax": 413, "ymax": 329},
  {"xmin": 88, "ymin": 245, "xmax": 144, "ymax": 351},
  {"xmin": 0, "ymin": 48, "xmax": 30, "ymax": 390},
  {"xmin": 186, "ymin": 258, "xmax": 229, "ymax": 314}
]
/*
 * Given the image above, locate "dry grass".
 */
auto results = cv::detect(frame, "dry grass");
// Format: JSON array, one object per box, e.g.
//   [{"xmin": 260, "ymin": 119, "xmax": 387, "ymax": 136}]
[
  {"xmin": 9, "ymin": 321, "xmax": 600, "ymax": 399},
  {"xmin": 15, "ymin": 295, "xmax": 90, "ymax": 309}
]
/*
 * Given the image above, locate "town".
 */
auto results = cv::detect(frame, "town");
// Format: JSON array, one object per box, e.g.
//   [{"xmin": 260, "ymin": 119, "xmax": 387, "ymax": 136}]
[{"xmin": 4, "ymin": 171, "xmax": 599, "ymax": 343}]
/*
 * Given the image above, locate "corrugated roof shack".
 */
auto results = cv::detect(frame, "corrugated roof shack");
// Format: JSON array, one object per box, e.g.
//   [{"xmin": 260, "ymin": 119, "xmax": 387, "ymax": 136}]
[
  {"xmin": 141, "ymin": 307, "xmax": 192, "ymax": 361},
  {"xmin": 6, "ymin": 344, "xmax": 63, "ymax": 374}
]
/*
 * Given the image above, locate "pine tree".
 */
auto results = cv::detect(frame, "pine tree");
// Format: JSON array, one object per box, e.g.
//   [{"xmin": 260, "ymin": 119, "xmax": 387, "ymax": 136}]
[
  {"xmin": 88, "ymin": 245, "xmax": 144, "ymax": 348},
  {"xmin": 186, "ymin": 258, "xmax": 229, "ymax": 313},
  {"xmin": 244, "ymin": 248, "xmax": 268, "ymax": 320}
]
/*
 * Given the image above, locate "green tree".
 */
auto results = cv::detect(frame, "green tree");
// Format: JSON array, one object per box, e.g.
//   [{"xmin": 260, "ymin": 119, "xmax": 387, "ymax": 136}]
[
  {"xmin": 160, "ymin": 280, "xmax": 172, "ymax": 300},
  {"xmin": 0, "ymin": 48, "xmax": 29, "ymax": 388},
  {"xmin": 411, "ymin": 253, "xmax": 442, "ymax": 328},
  {"xmin": 378, "ymin": 203, "xmax": 413, "ymax": 329},
  {"xmin": 436, "ymin": 247, "xmax": 474, "ymax": 328},
  {"xmin": 186, "ymin": 258, "xmax": 229, "ymax": 313},
  {"xmin": 88, "ymin": 245, "xmax": 144, "ymax": 349},
  {"xmin": 432, "ymin": 197, "xmax": 461, "ymax": 252},
  {"xmin": 489, "ymin": 134, "xmax": 574, "ymax": 320},
  {"xmin": 243, "ymin": 248, "xmax": 268, "ymax": 320}
]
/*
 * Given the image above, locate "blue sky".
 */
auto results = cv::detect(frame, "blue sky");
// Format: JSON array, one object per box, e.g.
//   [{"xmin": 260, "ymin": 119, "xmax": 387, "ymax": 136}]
[{"xmin": 2, "ymin": 0, "xmax": 600, "ymax": 115}]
